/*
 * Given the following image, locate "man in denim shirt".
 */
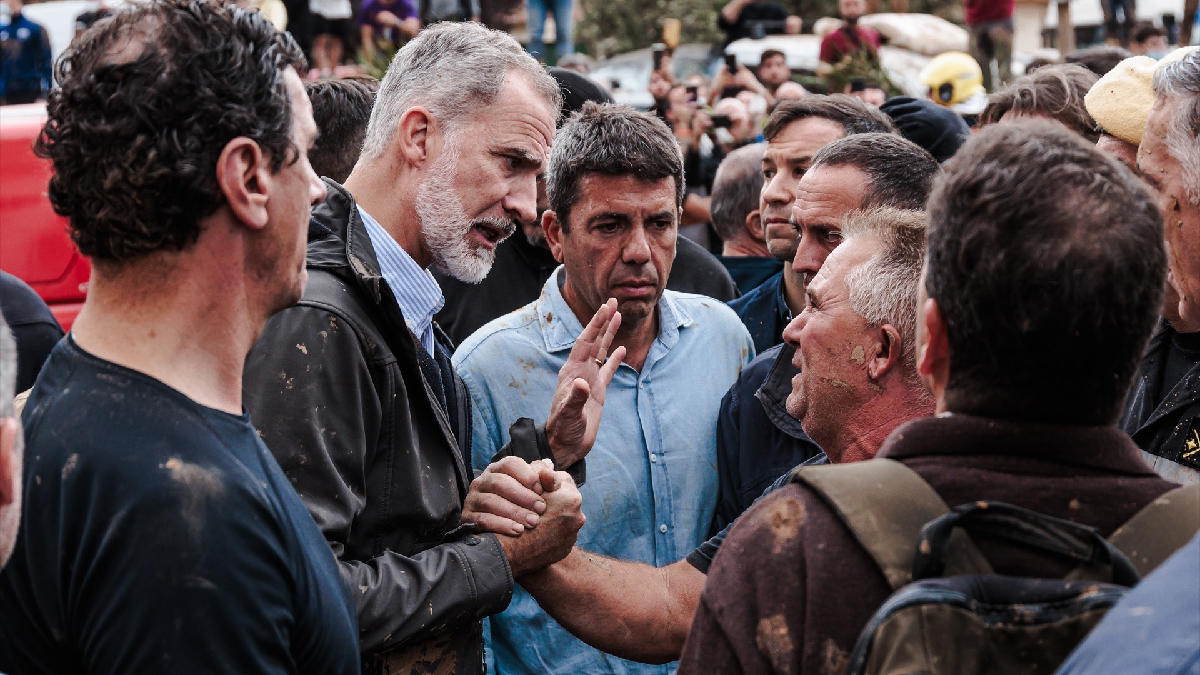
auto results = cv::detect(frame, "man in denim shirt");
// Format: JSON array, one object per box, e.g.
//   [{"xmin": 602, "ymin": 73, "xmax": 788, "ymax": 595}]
[{"xmin": 454, "ymin": 103, "xmax": 754, "ymax": 675}]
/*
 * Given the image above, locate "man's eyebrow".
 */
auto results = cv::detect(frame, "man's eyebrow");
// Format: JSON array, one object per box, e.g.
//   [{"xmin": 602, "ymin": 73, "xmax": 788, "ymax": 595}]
[
  {"xmin": 588, "ymin": 211, "xmax": 631, "ymax": 224},
  {"xmin": 498, "ymin": 147, "xmax": 544, "ymax": 169}
]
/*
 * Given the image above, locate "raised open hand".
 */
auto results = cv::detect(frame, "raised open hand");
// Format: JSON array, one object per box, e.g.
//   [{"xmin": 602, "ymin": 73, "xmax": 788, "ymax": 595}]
[{"xmin": 545, "ymin": 298, "xmax": 625, "ymax": 468}]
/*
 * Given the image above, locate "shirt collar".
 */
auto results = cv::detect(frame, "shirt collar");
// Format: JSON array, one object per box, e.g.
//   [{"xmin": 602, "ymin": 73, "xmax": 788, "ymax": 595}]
[
  {"xmin": 357, "ymin": 206, "xmax": 444, "ymax": 338},
  {"xmin": 535, "ymin": 266, "xmax": 695, "ymax": 353}
]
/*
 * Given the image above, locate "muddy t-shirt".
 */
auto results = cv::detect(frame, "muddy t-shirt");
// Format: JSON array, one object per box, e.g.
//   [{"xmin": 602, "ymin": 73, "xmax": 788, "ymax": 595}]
[{"xmin": 0, "ymin": 338, "xmax": 360, "ymax": 675}]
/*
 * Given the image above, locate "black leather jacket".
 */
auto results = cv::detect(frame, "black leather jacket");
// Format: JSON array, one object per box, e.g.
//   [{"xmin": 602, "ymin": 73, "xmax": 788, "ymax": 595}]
[
  {"xmin": 244, "ymin": 180, "xmax": 536, "ymax": 673},
  {"xmin": 1119, "ymin": 320, "xmax": 1200, "ymax": 484}
]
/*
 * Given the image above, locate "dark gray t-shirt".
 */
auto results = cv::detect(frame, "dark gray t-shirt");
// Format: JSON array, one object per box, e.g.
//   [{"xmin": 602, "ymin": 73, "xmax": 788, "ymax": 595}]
[{"xmin": 0, "ymin": 339, "xmax": 360, "ymax": 675}]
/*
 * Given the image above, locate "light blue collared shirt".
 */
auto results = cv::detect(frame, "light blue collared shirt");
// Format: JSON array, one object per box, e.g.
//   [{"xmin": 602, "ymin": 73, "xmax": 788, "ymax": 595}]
[
  {"xmin": 357, "ymin": 206, "xmax": 444, "ymax": 356},
  {"xmin": 452, "ymin": 268, "xmax": 755, "ymax": 675}
]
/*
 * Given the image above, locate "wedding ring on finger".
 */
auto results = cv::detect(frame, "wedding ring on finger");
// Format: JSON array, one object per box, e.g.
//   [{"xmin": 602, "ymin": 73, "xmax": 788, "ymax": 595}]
[{"xmin": 594, "ymin": 357, "xmax": 605, "ymax": 367}]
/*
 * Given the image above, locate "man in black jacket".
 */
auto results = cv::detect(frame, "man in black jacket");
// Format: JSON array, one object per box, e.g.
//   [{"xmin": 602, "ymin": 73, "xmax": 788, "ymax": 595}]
[{"xmin": 243, "ymin": 23, "xmax": 618, "ymax": 674}]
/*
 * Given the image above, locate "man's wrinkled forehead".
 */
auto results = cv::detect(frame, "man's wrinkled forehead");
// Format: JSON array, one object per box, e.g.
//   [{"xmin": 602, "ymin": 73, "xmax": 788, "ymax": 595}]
[
  {"xmin": 795, "ymin": 165, "xmax": 866, "ymax": 216},
  {"xmin": 764, "ymin": 117, "xmax": 846, "ymax": 164}
]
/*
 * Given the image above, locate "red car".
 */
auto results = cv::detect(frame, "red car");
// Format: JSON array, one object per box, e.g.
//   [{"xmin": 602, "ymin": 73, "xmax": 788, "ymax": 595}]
[{"xmin": 0, "ymin": 102, "xmax": 89, "ymax": 330}]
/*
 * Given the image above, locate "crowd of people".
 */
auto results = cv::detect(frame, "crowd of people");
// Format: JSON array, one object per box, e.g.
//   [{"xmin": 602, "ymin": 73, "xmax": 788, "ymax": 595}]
[{"xmin": 0, "ymin": 0, "xmax": 1199, "ymax": 674}]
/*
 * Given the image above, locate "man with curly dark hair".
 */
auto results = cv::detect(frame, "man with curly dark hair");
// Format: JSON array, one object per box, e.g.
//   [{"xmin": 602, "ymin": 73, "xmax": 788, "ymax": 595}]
[{"xmin": 0, "ymin": 1, "xmax": 360, "ymax": 673}]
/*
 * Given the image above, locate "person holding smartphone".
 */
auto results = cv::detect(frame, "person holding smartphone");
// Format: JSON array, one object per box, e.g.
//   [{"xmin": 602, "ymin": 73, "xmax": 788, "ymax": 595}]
[{"xmin": 717, "ymin": 0, "xmax": 801, "ymax": 46}]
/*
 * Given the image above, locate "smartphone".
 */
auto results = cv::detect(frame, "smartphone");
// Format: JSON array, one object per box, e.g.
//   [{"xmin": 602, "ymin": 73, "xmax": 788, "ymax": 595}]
[
  {"xmin": 686, "ymin": 85, "xmax": 698, "ymax": 103},
  {"xmin": 652, "ymin": 43, "xmax": 667, "ymax": 71},
  {"xmin": 725, "ymin": 53, "xmax": 738, "ymax": 74},
  {"xmin": 710, "ymin": 113, "xmax": 734, "ymax": 128}
]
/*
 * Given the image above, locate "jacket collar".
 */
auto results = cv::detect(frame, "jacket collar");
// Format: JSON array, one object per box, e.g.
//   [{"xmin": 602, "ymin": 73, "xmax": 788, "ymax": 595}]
[
  {"xmin": 879, "ymin": 413, "xmax": 1159, "ymax": 477},
  {"xmin": 535, "ymin": 267, "xmax": 695, "ymax": 353},
  {"xmin": 755, "ymin": 344, "xmax": 807, "ymax": 438},
  {"xmin": 307, "ymin": 178, "xmax": 390, "ymax": 306}
]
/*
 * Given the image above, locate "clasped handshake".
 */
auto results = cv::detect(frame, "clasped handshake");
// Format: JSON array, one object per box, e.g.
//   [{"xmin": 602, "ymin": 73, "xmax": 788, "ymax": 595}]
[{"xmin": 461, "ymin": 299, "xmax": 626, "ymax": 577}]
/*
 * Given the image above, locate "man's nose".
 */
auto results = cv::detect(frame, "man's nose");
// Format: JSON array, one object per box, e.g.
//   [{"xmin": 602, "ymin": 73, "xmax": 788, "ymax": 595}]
[
  {"xmin": 762, "ymin": 173, "xmax": 793, "ymax": 206},
  {"xmin": 503, "ymin": 175, "xmax": 539, "ymax": 226},
  {"xmin": 623, "ymin": 225, "xmax": 652, "ymax": 264},
  {"xmin": 792, "ymin": 235, "xmax": 824, "ymax": 278},
  {"xmin": 309, "ymin": 169, "xmax": 327, "ymax": 207},
  {"xmin": 782, "ymin": 311, "xmax": 806, "ymax": 349}
]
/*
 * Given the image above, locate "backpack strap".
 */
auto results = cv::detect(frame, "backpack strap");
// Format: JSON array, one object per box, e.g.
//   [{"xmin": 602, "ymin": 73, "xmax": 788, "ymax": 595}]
[
  {"xmin": 791, "ymin": 458, "xmax": 993, "ymax": 591},
  {"xmin": 1107, "ymin": 484, "xmax": 1200, "ymax": 577}
]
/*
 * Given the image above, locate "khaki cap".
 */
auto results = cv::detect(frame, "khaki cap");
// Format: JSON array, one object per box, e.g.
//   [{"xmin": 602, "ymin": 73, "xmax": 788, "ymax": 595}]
[{"xmin": 1084, "ymin": 55, "xmax": 1157, "ymax": 146}]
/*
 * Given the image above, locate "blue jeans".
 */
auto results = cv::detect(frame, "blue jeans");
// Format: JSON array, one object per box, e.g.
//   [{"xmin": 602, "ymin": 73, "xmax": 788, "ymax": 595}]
[{"xmin": 526, "ymin": 0, "xmax": 573, "ymax": 60}]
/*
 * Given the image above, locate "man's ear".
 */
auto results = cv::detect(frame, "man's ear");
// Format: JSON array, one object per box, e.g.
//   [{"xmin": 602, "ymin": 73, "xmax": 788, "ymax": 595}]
[
  {"xmin": 216, "ymin": 137, "xmax": 271, "ymax": 231},
  {"xmin": 866, "ymin": 324, "xmax": 902, "ymax": 381},
  {"xmin": 746, "ymin": 209, "xmax": 764, "ymax": 241},
  {"xmin": 543, "ymin": 210, "xmax": 566, "ymax": 263},
  {"xmin": 0, "ymin": 418, "xmax": 18, "ymax": 508},
  {"xmin": 396, "ymin": 107, "xmax": 435, "ymax": 168},
  {"xmin": 917, "ymin": 297, "xmax": 951, "ymax": 383}
]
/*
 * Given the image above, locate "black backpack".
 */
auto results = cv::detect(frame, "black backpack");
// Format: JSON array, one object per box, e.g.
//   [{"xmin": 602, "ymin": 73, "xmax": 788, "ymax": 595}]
[{"xmin": 789, "ymin": 458, "xmax": 1200, "ymax": 675}]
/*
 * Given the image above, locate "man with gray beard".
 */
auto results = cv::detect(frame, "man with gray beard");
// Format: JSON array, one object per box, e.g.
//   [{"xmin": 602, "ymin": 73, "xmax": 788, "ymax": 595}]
[{"xmin": 244, "ymin": 22, "xmax": 622, "ymax": 674}]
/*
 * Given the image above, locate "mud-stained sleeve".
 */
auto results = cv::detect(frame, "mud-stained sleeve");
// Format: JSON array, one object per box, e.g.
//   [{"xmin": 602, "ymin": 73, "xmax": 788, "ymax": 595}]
[
  {"xmin": 678, "ymin": 486, "xmax": 813, "ymax": 675},
  {"xmin": 244, "ymin": 303, "xmax": 513, "ymax": 654}
]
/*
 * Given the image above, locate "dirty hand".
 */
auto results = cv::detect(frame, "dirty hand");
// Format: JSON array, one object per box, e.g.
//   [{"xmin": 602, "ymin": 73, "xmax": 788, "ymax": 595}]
[
  {"xmin": 545, "ymin": 298, "xmax": 625, "ymax": 469},
  {"xmin": 496, "ymin": 471, "xmax": 586, "ymax": 577},
  {"xmin": 462, "ymin": 458, "xmax": 558, "ymax": 536}
]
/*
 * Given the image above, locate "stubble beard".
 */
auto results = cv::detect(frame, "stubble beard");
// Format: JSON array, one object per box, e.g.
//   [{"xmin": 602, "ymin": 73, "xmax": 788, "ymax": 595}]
[
  {"xmin": 768, "ymin": 237, "xmax": 799, "ymax": 262},
  {"xmin": 417, "ymin": 140, "xmax": 513, "ymax": 284},
  {"xmin": 787, "ymin": 365, "xmax": 843, "ymax": 453}
]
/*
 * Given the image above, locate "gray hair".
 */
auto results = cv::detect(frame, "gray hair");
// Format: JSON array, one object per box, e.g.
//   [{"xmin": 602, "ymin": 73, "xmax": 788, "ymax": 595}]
[
  {"xmin": 710, "ymin": 143, "xmax": 766, "ymax": 243},
  {"xmin": 360, "ymin": 22, "xmax": 561, "ymax": 160},
  {"xmin": 1152, "ymin": 49, "xmax": 1200, "ymax": 205},
  {"xmin": 840, "ymin": 207, "xmax": 929, "ymax": 391},
  {"xmin": 0, "ymin": 311, "xmax": 15, "ymax": 421},
  {"xmin": 547, "ymin": 102, "xmax": 684, "ymax": 232},
  {"xmin": 809, "ymin": 133, "xmax": 941, "ymax": 210}
]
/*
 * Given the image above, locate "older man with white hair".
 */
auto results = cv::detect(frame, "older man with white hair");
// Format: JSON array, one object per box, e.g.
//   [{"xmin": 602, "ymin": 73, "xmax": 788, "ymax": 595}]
[
  {"xmin": 1136, "ymin": 47, "xmax": 1200, "ymax": 484},
  {"xmin": 244, "ymin": 22, "xmax": 619, "ymax": 674}
]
